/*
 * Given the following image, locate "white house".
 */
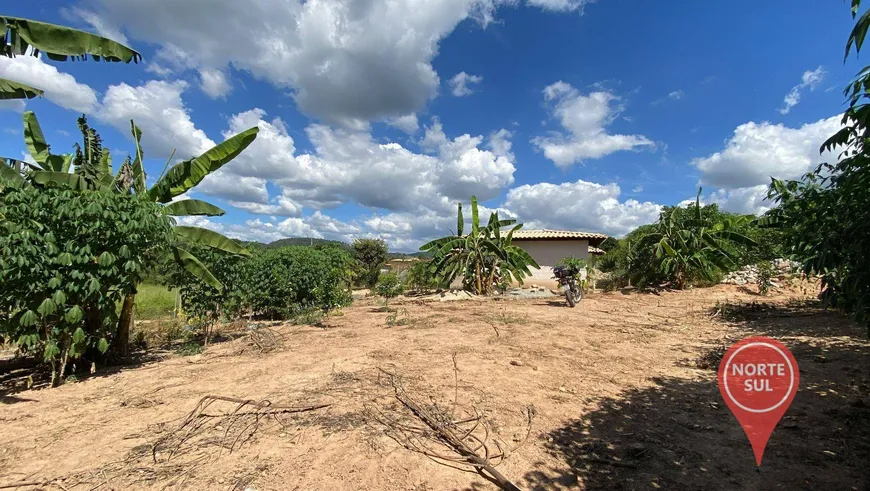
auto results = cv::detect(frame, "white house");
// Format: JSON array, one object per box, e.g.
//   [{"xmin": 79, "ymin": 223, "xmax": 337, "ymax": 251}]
[{"xmin": 511, "ymin": 229, "xmax": 608, "ymax": 288}]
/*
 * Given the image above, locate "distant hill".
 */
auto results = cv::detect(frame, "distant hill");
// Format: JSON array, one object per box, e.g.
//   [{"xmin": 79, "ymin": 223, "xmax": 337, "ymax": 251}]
[{"xmin": 240, "ymin": 237, "xmax": 429, "ymax": 258}]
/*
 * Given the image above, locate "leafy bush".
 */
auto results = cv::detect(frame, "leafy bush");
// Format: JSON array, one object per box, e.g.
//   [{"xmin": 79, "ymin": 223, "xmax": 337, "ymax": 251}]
[
  {"xmin": 168, "ymin": 245, "xmax": 353, "ymax": 326},
  {"xmin": 0, "ymin": 183, "xmax": 173, "ymax": 385},
  {"xmin": 406, "ymin": 260, "xmax": 438, "ymax": 293},
  {"xmin": 376, "ymin": 272, "xmax": 404, "ymax": 309}
]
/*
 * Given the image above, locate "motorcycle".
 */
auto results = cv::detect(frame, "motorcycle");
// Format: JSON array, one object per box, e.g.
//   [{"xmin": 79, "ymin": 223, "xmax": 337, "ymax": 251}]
[{"xmin": 553, "ymin": 265, "xmax": 582, "ymax": 307}]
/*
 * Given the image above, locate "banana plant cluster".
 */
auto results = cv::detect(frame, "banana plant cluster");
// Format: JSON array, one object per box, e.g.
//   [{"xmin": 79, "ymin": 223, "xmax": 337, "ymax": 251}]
[
  {"xmin": 1, "ymin": 15, "xmax": 140, "ymax": 101},
  {"xmin": 420, "ymin": 196, "xmax": 539, "ymax": 295},
  {"xmin": 641, "ymin": 189, "xmax": 756, "ymax": 289}
]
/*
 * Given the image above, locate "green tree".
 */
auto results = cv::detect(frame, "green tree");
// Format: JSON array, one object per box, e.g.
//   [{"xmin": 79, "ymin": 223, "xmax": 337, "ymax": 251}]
[
  {"xmin": 352, "ymin": 238, "xmax": 388, "ymax": 288},
  {"xmin": 420, "ymin": 196, "xmax": 538, "ymax": 295},
  {"xmin": 1, "ymin": 16, "xmax": 140, "ymax": 100},
  {"xmin": 763, "ymin": 1, "xmax": 870, "ymax": 332}
]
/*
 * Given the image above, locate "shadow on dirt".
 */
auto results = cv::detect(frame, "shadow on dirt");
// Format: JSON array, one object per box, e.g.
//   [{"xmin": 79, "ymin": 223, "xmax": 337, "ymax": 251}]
[{"xmin": 523, "ymin": 302, "xmax": 870, "ymax": 490}]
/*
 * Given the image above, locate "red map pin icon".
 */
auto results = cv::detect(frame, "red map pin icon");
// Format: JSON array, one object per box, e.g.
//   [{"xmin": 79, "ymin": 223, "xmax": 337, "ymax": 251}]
[{"xmin": 717, "ymin": 336, "xmax": 799, "ymax": 466}]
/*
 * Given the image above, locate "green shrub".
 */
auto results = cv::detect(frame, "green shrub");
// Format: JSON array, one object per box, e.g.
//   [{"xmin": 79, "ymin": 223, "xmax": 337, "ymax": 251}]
[
  {"xmin": 168, "ymin": 244, "xmax": 353, "ymax": 325},
  {"xmin": 406, "ymin": 261, "xmax": 438, "ymax": 293},
  {"xmin": 134, "ymin": 282, "xmax": 176, "ymax": 320},
  {"xmin": 756, "ymin": 261, "xmax": 774, "ymax": 296},
  {"xmin": 376, "ymin": 272, "xmax": 404, "ymax": 309},
  {"xmin": 0, "ymin": 183, "xmax": 173, "ymax": 385}
]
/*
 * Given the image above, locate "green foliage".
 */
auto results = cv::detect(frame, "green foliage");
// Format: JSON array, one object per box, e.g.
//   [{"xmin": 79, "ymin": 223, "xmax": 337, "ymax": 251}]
[
  {"xmin": 1, "ymin": 16, "xmax": 140, "ymax": 101},
  {"xmin": 376, "ymin": 272, "xmax": 405, "ymax": 309},
  {"xmin": 168, "ymin": 245, "xmax": 353, "ymax": 325},
  {"xmin": 762, "ymin": 1, "xmax": 870, "ymax": 332},
  {"xmin": 600, "ymin": 199, "xmax": 772, "ymax": 289},
  {"xmin": 0, "ymin": 184, "xmax": 172, "ymax": 385},
  {"xmin": 756, "ymin": 261, "xmax": 774, "ymax": 296},
  {"xmin": 352, "ymin": 238, "xmax": 388, "ymax": 288},
  {"xmin": 406, "ymin": 260, "xmax": 439, "ymax": 293},
  {"xmin": 420, "ymin": 196, "xmax": 539, "ymax": 295}
]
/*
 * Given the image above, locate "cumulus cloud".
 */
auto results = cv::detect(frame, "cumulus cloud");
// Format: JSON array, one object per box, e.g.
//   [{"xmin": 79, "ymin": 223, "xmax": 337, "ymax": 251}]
[
  {"xmin": 532, "ymin": 81, "xmax": 654, "ymax": 167},
  {"xmin": 449, "ymin": 72, "xmax": 483, "ymax": 96},
  {"xmin": 77, "ymin": 0, "xmax": 537, "ymax": 125},
  {"xmin": 98, "ymin": 80, "xmax": 213, "ymax": 159},
  {"xmin": 691, "ymin": 115, "xmax": 841, "ymax": 189},
  {"xmin": 386, "ymin": 113, "xmax": 420, "ymax": 134},
  {"xmin": 199, "ymin": 68, "xmax": 233, "ymax": 99},
  {"xmin": 779, "ymin": 66, "xmax": 826, "ymax": 114},
  {"xmin": 0, "ymin": 55, "xmax": 98, "ymax": 113},
  {"xmin": 503, "ymin": 179, "xmax": 663, "ymax": 237}
]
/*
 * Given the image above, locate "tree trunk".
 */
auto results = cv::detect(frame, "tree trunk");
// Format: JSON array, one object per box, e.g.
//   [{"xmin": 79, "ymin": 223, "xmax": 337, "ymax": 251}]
[{"xmin": 115, "ymin": 292, "xmax": 136, "ymax": 358}]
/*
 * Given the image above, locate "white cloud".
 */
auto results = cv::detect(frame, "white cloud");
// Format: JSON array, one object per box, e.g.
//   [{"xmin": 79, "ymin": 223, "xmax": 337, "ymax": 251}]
[
  {"xmin": 0, "ymin": 100, "xmax": 26, "ymax": 112},
  {"xmin": 80, "ymin": 0, "xmax": 525, "ymax": 125},
  {"xmin": 668, "ymin": 90, "xmax": 684, "ymax": 100},
  {"xmin": 691, "ymin": 115, "xmax": 842, "ymax": 189},
  {"xmin": 779, "ymin": 66, "xmax": 826, "ymax": 114},
  {"xmin": 449, "ymin": 72, "xmax": 483, "ymax": 96},
  {"xmin": 199, "ymin": 68, "xmax": 233, "ymax": 99},
  {"xmin": 706, "ymin": 186, "xmax": 772, "ymax": 215},
  {"xmin": 98, "ymin": 80, "xmax": 213, "ymax": 159},
  {"xmin": 532, "ymin": 81, "xmax": 654, "ymax": 167},
  {"xmin": 386, "ymin": 113, "xmax": 420, "ymax": 134},
  {"xmin": 0, "ymin": 55, "xmax": 98, "ymax": 113},
  {"xmin": 205, "ymin": 110, "xmax": 516, "ymax": 215},
  {"xmin": 526, "ymin": 0, "xmax": 591, "ymax": 12},
  {"xmin": 66, "ymin": 7, "xmax": 130, "ymax": 45},
  {"xmin": 503, "ymin": 179, "xmax": 663, "ymax": 237}
]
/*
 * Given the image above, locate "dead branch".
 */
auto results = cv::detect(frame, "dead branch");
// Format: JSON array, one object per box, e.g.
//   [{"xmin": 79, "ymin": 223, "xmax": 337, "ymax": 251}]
[{"xmin": 371, "ymin": 368, "xmax": 529, "ymax": 491}]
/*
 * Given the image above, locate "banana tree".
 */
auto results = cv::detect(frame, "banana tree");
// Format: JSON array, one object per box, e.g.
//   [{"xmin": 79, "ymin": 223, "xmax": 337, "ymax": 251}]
[
  {"xmin": 643, "ymin": 189, "xmax": 756, "ymax": 289},
  {"xmin": 2, "ymin": 16, "xmax": 140, "ymax": 100},
  {"xmin": 21, "ymin": 112, "xmax": 259, "ymax": 354},
  {"xmin": 420, "ymin": 196, "xmax": 538, "ymax": 295}
]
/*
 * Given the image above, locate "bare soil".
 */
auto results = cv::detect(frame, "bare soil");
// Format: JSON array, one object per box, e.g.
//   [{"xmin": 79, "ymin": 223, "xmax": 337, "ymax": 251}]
[{"xmin": 1, "ymin": 282, "xmax": 868, "ymax": 490}]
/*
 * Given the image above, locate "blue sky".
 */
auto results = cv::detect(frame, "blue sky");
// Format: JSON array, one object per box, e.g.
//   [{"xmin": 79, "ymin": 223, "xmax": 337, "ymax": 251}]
[{"xmin": 0, "ymin": 0, "xmax": 856, "ymax": 250}]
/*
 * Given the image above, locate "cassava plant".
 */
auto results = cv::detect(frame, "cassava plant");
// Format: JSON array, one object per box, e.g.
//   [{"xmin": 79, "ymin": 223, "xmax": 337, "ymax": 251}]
[
  {"xmin": 14, "ymin": 111, "xmax": 259, "ymax": 355},
  {"xmin": 0, "ymin": 182, "xmax": 173, "ymax": 386},
  {"xmin": 376, "ymin": 272, "xmax": 405, "ymax": 310}
]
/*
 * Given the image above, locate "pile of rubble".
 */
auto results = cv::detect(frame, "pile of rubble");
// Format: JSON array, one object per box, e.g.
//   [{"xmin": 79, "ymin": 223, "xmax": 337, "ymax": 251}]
[{"xmin": 721, "ymin": 259, "xmax": 799, "ymax": 286}]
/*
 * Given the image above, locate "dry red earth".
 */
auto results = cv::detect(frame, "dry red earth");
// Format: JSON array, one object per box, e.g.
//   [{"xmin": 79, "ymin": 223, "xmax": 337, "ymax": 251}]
[{"xmin": 1, "ymin": 282, "xmax": 868, "ymax": 490}]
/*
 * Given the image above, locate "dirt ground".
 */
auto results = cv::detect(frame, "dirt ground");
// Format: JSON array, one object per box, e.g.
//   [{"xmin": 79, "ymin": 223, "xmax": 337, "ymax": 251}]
[{"xmin": 1, "ymin": 282, "xmax": 869, "ymax": 490}]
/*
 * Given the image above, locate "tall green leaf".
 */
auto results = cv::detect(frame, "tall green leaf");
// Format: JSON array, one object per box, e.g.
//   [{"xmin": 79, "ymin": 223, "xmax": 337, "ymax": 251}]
[
  {"xmin": 457, "ymin": 202, "xmax": 463, "ymax": 236},
  {"xmin": 0, "ymin": 78, "xmax": 43, "ymax": 99},
  {"xmin": 471, "ymin": 195, "xmax": 479, "ymax": 237},
  {"xmin": 23, "ymin": 111, "xmax": 69, "ymax": 172},
  {"xmin": 171, "ymin": 247, "xmax": 222, "ymax": 290},
  {"xmin": 149, "ymin": 127, "xmax": 259, "ymax": 203},
  {"xmin": 174, "ymin": 226, "xmax": 250, "ymax": 256},
  {"xmin": 2, "ymin": 16, "xmax": 141, "ymax": 63},
  {"xmin": 129, "ymin": 120, "xmax": 146, "ymax": 194},
  {"xmin": 164, "ymin": 200, "xmax": 226, "ymax": 217}
]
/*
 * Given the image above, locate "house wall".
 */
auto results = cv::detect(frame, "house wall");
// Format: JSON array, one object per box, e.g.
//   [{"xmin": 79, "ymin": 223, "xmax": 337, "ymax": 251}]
[{"xmin": 513, "ymin": 239, "xmax": 589, "ymax": 288}]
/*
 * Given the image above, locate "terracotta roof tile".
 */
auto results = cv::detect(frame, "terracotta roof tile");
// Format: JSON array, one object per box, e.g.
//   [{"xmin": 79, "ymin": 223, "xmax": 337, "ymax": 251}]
[{"xmin": 511, "ymin": 229, "xmax": 608, "ymax": 244}]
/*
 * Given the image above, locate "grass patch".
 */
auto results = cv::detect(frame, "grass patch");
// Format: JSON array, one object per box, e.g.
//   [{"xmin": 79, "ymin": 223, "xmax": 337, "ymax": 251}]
[{"xmin": 135, "ymin": 282, "xmax": 176, "ymax": 320}]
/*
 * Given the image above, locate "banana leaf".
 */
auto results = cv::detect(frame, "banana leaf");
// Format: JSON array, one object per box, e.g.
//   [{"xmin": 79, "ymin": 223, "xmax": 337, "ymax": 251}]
[
  {"xmin": 164, "ymin": 199, "xmax": 226, "ymax": 217},
  {"xmin": 0, "ymin": 158, "xmax": 23, "ymax": 184},
  {"xmin": 30, "ymin": 171, "xmax": 90, "ymax": 190},
  {"xmin": 171, "ymin": 247, "xmax": 222, "ymax": 290},
  {"xmin": 2, "ymin": 16, "xmax": 141, "ymax": 63},
  {"xmin": 23, "ymin": 111, "xmax": 70, "ymax": 172},
  {"xmin": 173, "ymin": 226, "xmax": 250, "ymax": 256},
  {"xmin": 0, "ymin": 78, "xmax": 43, "ymax": 99},
  {"xmin": 129, "ymin": 120, "xmax": 146, "ymax": 194},
  {"xmin": 148, "ymin": 126, "xmax": 259, "ymax": 203}
]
